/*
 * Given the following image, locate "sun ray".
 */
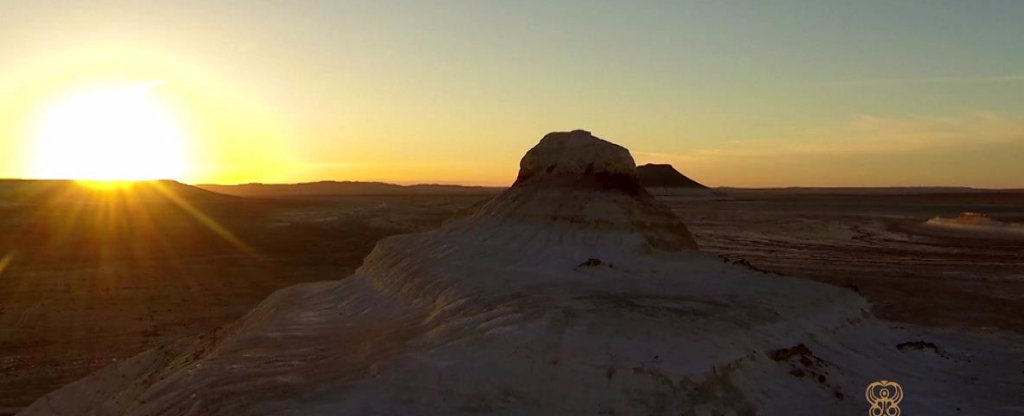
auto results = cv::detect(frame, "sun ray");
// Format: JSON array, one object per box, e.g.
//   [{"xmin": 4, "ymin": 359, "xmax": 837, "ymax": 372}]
[
  {"xmin": 0, "ymin": 252, "xmax": 14, "ymax": 277},
  {"xmin": 149, "ymin": 181, "xmax": 257, "ymax": 257}
]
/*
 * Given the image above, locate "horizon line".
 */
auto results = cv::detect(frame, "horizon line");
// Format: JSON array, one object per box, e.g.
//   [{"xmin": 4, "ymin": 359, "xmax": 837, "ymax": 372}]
[{"xmin": 2, "ymin": 177, "xmax": 1023, "ymax": 192}]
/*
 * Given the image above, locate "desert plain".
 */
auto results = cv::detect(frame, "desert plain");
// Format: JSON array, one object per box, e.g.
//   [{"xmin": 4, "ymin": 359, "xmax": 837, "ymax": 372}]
[{"xmin": 1, "ymin": 181, "xmax": 1022, "ymax": 413}]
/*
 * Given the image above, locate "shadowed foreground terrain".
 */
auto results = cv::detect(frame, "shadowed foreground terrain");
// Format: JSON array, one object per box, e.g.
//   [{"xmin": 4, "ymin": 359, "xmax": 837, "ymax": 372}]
[
  {"xmin": 1, "ymin": 180, "xmax": 1023, "ymax": 412},
  {"xmin": 0, "ymin": 181, "xmax": 492, "ymax": 412}
]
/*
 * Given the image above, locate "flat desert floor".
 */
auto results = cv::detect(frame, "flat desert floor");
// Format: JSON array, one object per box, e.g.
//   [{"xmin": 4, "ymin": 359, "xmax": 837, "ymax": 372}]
[
  {"xmin": 669, "ymin": 191, "xmax": 1024, "ymax": 333},
  {"xmin": 1, "ymin": 189, "xmax": 1022, "ymax": 412}
]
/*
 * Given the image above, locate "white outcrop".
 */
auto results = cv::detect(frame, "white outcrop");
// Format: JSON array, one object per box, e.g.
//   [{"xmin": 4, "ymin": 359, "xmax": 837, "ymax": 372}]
[
  {"xmin": 924, "ymin": 212, "xmax": 1024, "ymax": 240},
  {"xmin": 515, "ymin": 130, "xmax": 637, "ymax": 182},
  {"xmin": 19, "ymin": 131, "xmax": 1023, "ymax": 415}
]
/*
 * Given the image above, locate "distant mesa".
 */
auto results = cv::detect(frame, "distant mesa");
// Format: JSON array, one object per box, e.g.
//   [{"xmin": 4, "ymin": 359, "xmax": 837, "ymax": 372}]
[
  {"xmin": 636, "ymin": 163, "xmax": 720, "ymax": 198},
  {"xmin": 636, "ymin": 163, "xmax": 707, "ymax": 189}
]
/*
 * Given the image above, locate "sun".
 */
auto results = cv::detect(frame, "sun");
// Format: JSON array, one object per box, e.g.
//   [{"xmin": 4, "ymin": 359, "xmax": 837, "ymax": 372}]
[{"xmin": 31, "ymin": 82, "xmax": 190, "ymax": 182}]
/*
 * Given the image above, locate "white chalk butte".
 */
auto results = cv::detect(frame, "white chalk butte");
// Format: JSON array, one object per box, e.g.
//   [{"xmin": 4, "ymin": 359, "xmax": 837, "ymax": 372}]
[{"xmin": 20, "ymin": 131, "xmax": 1023, "ymax": 415}]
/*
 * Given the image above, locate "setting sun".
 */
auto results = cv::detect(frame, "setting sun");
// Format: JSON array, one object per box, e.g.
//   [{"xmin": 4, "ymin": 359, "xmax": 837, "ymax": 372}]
[{"xmin": 30, "ymin": 82, "xmax": 189, "ymax": 181}]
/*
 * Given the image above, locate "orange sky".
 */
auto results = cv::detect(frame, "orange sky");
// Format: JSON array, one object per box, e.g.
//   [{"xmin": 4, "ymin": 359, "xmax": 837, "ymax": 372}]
[{"xmin": 1, "ymin": 2, "xmax": 1022, "ymax": 188}]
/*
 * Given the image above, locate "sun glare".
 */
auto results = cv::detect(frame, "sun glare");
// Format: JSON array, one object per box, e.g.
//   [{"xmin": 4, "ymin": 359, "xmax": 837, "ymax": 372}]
[{"xmin": 31, "ymin": 82, "xmax": 189, "ymax": 182}]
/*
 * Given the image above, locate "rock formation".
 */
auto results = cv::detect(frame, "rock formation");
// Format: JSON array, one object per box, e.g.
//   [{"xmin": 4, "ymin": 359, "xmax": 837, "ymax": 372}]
[
  {"xmin": 19, "ymin": 131, "xmax": 1022, "ymax": 415},
  {"xmin": 924, "ymin": 212, "xmax": 1024, "ymax": 239},
  {"xmin": 637, "ymin": 163, "xmax": 707, "ymax": 189}
]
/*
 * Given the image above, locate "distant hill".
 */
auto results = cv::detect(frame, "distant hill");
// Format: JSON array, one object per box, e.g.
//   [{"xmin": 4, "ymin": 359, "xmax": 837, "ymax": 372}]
[
  {"xmin": 717, "ymin": 187, "xmax": 1024, "ymax": 196},
  {"xmin": 198, "ymin": 181, "xmax": 504, "ymax": 197},
  {"xmin": 636, "ymin": 164, "xmax": 707, "ymax": 189},
  {"xmin": 0, "ymin": 180, "xmax": 233, "ymax": 204}
]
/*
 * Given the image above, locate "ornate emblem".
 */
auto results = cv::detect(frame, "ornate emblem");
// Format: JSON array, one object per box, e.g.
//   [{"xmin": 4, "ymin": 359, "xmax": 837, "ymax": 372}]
[{"xmin": 866, "ymin": 380, "xmax": 903, "ymax": 416}]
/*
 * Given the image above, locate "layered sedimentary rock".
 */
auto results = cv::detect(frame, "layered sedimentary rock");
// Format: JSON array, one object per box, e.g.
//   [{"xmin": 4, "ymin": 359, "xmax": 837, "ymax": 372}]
[{"xmin": 20, "ymin": 131, "xmax": 1022, "ymax": 415}]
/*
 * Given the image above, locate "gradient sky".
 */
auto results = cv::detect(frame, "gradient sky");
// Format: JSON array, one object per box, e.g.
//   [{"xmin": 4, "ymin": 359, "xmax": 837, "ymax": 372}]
[{"xmin": 1, "ymin": 1, "xmax": 1022, "ymax": 187}]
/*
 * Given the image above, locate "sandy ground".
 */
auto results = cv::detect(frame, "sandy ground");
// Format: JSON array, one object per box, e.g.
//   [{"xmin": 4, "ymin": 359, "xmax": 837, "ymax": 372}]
[
  {"xmin": 1, "ymin": 189, "xmax": 1022, "ymax": 412},
  {"xmin": 668, "ymin": 191, "xmax": 1024, "ymax": 333}
]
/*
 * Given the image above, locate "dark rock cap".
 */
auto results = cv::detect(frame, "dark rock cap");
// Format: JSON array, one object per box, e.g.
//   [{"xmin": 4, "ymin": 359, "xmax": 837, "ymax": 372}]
[{"xmin": 637, "ymin": 163, "xmax": 707, "ymax": 188}]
